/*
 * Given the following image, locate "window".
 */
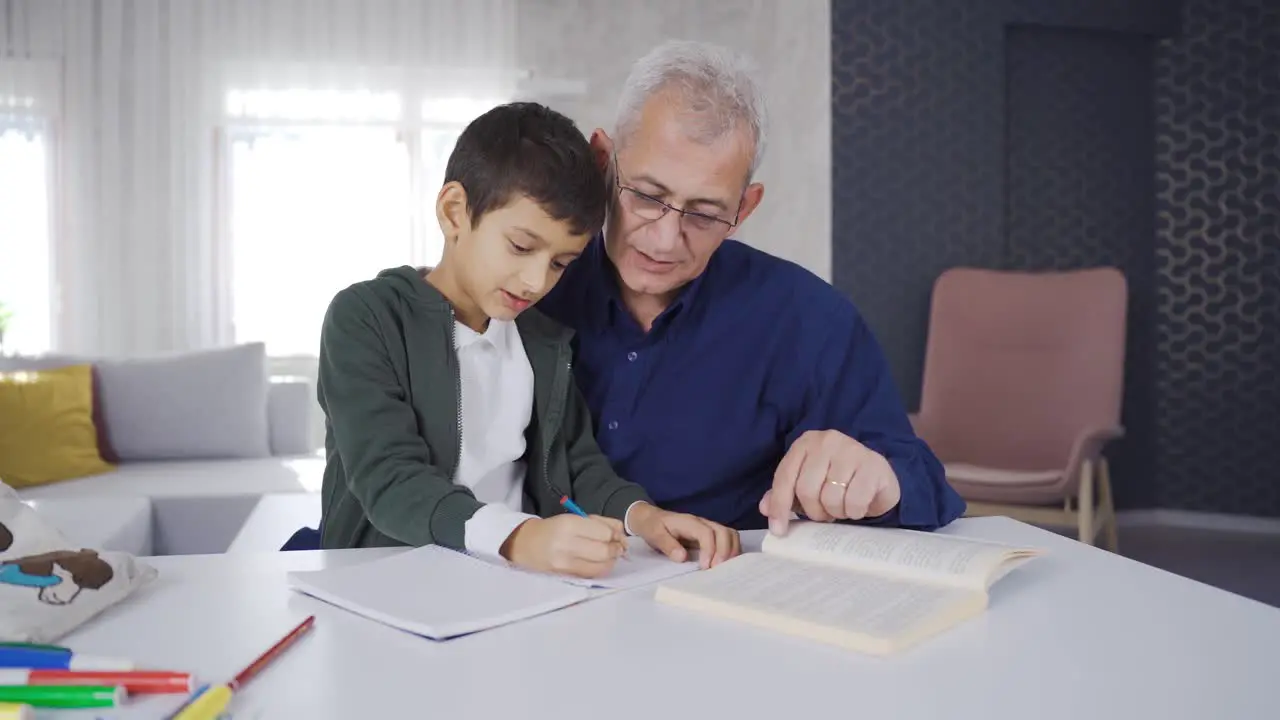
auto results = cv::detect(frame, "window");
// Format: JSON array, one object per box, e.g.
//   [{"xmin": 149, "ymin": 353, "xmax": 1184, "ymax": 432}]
[
  {"xmin": 222, "ymin": 88, "xmax": 505, "ymax": 358},
  {"xmin": 0, "ymin": 117, "xmax": 54, "ymax": 356}
]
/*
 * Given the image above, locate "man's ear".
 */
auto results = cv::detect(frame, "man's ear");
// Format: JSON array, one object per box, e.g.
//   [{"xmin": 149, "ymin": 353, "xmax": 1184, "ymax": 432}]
[
  {"xmin": 729, "ymin": 182, "xmax": 766, "ymax": 230},
  {"xmin": 435, "ymin": 181, "xmax": 471, "ymax": 241},
  {"xmin": 589, "ymin": 129, "xmax": 614, "ymax": 177}
]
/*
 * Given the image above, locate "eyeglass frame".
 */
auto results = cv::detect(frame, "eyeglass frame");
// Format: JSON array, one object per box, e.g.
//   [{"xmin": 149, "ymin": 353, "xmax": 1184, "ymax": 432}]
[{"xmin": 612, "ymin": 152, "xmax": 745, "ymax": 238}]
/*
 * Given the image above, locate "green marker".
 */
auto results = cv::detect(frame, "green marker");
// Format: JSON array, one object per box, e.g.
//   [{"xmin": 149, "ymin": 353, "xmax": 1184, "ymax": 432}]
[
  {"xmin": 0, "ymin": 685, "xmax": 123, "ymax": 708},
  {"xmin": 0, "ymin": 642, "xmax": 68, "ymax": 653}
]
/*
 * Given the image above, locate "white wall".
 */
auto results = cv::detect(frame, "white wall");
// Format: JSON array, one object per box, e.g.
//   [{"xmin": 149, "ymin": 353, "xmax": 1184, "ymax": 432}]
[{"xmin": 515, "ymin": 0, "xmax": 833, "ymax": 281}]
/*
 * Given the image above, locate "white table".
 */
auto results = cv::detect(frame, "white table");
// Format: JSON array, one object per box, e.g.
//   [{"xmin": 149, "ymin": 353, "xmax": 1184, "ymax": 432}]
[{"xmin": 54, "ymin": 517, "xmax": 1280, "ymax": 719}]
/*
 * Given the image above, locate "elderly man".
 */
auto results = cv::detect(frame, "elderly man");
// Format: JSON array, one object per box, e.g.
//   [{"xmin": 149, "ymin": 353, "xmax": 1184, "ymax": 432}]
[{"xmin": 538, "ymin": 40, "xmax": 966, "ymax": 535}]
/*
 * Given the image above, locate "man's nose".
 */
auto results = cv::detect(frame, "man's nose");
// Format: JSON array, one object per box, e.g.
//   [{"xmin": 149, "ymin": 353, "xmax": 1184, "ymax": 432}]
[{"xmin": 648, "ymin": 210, "xmax": 683, "ymax": 252}]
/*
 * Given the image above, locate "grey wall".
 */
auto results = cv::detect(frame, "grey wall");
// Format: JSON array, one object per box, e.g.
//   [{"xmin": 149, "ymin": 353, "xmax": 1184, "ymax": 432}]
[
  {"xmin": 517, "ymin": 0, "xmax": 832, "ymax": 281},
  {"xmin": 833, "ymin": 0, "xmax": 1280, "ymax": 516}
]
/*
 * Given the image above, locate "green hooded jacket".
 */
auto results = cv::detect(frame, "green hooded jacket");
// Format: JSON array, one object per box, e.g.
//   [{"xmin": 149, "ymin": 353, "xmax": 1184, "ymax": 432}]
[{"xmin": 317, "ymin": 266, "xmax": 651, "ymax": 550}]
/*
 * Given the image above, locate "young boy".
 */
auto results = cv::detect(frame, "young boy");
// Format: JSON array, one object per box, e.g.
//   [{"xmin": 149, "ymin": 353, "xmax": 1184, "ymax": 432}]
[{"xmin": 316, "ymin": 102, "xmax": 740, "ymax": 578}]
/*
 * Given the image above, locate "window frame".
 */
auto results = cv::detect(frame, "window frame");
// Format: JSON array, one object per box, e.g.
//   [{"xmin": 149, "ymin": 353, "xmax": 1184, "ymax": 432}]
[{"xmin": 213, "ymin": 85, "xmax": 506, "ymax": 357}]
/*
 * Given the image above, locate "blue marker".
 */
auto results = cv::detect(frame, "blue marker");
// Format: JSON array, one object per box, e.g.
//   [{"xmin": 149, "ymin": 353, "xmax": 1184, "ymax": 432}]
[{"xmin": 0, "ymin": 646, "xmax": 132, "ymax": 671}]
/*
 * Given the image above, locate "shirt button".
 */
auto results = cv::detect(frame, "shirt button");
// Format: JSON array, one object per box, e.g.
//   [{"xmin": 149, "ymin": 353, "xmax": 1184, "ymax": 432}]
[
  {"xmin": 627, "ymin": 351, "xmax": 638, "ymax": 362},
  {"xmin": 607, "ymin": 421, "xmax": 619, "ymax": 430}
]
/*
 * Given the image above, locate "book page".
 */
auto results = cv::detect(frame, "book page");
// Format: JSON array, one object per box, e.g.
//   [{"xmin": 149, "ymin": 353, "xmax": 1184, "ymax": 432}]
[
  {"xmin": 762, "ymin": 522, "xmax": 1042, "ymax": 590},
  {"xmin": 287, "ymin": 545, "xmax": 591, "ymax": 640},
  {"xmin": 654, "ymin": 553, "xmax": 985, "ymax": 655}
]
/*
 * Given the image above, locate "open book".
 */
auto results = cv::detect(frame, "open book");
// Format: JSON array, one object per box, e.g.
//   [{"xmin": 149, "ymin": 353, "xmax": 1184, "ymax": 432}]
[{"xmin": 653, "ymin": 521, "xmax": 1044, "ymax": 656}]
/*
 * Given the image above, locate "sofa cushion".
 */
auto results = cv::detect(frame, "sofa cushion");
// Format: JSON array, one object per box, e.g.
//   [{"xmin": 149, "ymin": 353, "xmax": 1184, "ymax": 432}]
[
  {"xmin": 0, "ymin": 364, "xmax": 116, "ymax": 488},
  {"xmin": 0, "ymin": 356, "xmax": 118, "ymax": 462},
  {"xmin": 0, "ymin": 344, "xmax": 273, "ymax": 462},
  {"xmin": 94, "ymin": 343, "xmax": 273, "ymax": 461},
  {"xmin": 12, "ymin": 455, "xmax": 326, "ymax": 501}
]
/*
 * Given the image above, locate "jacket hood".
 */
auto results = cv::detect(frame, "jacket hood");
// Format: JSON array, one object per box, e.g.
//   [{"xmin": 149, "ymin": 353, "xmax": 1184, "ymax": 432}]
[
  {"xmin": 375, "ymin": 265, "xmax": 448, "ymax": 307},
  {"xmin": 373, "ymin": 265, "xmax": 571, "ymax": 344}
]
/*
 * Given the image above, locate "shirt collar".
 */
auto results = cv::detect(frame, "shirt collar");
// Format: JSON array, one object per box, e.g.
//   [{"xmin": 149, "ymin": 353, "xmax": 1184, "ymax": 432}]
[
  {"xmin": 455, "ymin": 318, "xmax": 512, "ymax": 352},
  {"xmin": 586, "ymin": 234, "xmax": 712, "ymax": 335}
]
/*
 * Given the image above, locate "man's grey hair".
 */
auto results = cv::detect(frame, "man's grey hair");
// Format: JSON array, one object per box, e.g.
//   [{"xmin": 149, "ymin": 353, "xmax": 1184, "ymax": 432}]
[{"xmin": 614, "ymin": 40, "xmax": 769, "ymax": 180}]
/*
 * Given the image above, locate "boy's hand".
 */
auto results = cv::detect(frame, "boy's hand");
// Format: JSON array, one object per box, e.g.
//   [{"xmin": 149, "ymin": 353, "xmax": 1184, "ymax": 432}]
[
  {"xmin": 501, "ymin": 514, "xmax": 627, "ymax": 578},
  {"xmin": 626, "ymin": 502, "xmax": 741, "ymax": 569}
]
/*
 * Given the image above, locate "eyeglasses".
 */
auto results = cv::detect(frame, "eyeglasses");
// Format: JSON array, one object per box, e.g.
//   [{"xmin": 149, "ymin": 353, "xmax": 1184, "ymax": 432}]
[{"xmin": 613, "ymin": 153, "xmax": 742, "ymax": 239}]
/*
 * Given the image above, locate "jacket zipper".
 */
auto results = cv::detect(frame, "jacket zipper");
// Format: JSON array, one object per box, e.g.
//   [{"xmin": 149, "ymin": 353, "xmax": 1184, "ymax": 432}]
[
  {"xmin": 447, "ymin": 307, "xmax": 463, "ymax": 483},
  {"xmin": 541, "ymin": 356, "xmax": 572, "ymax": 504}
]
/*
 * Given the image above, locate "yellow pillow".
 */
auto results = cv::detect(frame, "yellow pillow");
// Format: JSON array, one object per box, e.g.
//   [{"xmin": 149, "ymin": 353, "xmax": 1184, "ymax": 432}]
[{"xmin": 0, "ymin": 364, "xmax": 115, "ymax": 488}]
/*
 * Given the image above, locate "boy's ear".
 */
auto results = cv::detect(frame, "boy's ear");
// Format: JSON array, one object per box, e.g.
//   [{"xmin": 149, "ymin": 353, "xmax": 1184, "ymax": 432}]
[
  {"xmin": 589, "ymin": 129, "xmax": 614, "ymax": 177},
  {"xmin": 436, "ymin": 181, "xmax": 471, "ymax": 241}
]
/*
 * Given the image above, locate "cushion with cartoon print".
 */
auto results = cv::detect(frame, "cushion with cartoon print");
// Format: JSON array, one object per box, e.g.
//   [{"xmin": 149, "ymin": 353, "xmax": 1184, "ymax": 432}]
[{"xmin": 0, "ymin": 481, "xmax": 157, "ymax": 643}]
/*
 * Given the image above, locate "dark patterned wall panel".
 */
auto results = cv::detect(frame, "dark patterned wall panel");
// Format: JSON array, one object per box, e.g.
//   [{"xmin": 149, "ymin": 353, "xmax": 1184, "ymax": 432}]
[
  {"xmin": 1007, "ymin": 0, "xmax": 1180, "ymax": 36},
  {"xmin": 1005, "ymin": 27, "xmax": 1159, "ymax": 508},
  {"xmin": 1155, "ymin": 0, "xmax": 1280, "ymax": 515},
  {"xmin": 832, "ymin": 0, "xmax": 1277, "ymax": 515},
  {"xmin": 830, "ymin": 0, "xmax": 1007, "ymax": 410}
]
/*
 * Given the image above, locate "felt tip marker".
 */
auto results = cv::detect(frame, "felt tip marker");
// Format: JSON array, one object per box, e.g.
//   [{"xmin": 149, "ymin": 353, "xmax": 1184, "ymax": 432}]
[
  {"xmin": 0, "ymin": 685, "xmax": 124, "ymax": 709},
  {"xmin": 172, "ymin": 683, "xmax": 233, "ymax": 720},
  {"xmin": 0, "ymin": 702, "xmax": 32, "ymax": 720},
  {"xmin": 0, "ymin": 647, "xmax": 132, "ymax": 671},
  {"xmin": 0, "ymin": 669, "xmax": 192, "ymax": 695},
  {"xmin": 0, "ymin": 643, "xmax": 67, "ymax": 653},
  {"xmin": 162, "ymin": 683, "xmax": 211, "ymax": 720}
]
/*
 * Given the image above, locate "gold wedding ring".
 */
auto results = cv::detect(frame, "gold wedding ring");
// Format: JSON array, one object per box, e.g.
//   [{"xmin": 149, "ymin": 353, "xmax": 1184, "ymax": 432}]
[{"xmin": 825, "ymin": 478, "xmax": 850, "ymax": 489}]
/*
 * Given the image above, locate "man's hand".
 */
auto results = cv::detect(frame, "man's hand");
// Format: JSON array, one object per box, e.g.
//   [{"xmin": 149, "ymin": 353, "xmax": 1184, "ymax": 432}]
[
  {"xmin": 760, "ymin": 429, "xmax": 901, "ymax": 535},
  {"xmin": 501, "ymin": 514, "xmax": 627, "ymax": 578},
  {"xmin": 626, "ymin": 502, "xmax": 741, "ymax": 569}
]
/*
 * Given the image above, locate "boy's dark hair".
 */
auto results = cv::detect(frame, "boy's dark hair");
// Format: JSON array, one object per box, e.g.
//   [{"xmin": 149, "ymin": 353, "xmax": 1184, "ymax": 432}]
[{"xmin": 444, "ymin": 102, "xmax": 607, "ymax": 236}]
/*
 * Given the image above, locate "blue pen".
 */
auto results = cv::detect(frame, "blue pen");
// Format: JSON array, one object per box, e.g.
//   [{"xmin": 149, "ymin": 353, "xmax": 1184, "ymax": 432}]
[
  {"xmin": 559, "ymin": 496, "xmax": 628, "ymax": 559},
  {"xmin": 0, "ymin": 646, "xmax": 132, "ymax": 671},
  {"xmin": 559, "ymin": 495, "xmax": 589, "ymax": 518}
]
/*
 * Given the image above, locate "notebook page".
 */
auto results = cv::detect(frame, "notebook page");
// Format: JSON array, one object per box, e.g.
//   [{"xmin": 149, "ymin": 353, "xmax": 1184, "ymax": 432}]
[
  {"xmin": 286, "ymin": 545, "xmax": 591, "ymax": 640},
  {"xmin": 763, "ymin": 522, "xmax": 1042, "ymax": 590},
  {"xmin": 539, "ymin": 537, "xmax": 700, "ymax": 590},
  {"xmin": 656, "ymin": 553, "xmax": 983, "ymax": 651}
]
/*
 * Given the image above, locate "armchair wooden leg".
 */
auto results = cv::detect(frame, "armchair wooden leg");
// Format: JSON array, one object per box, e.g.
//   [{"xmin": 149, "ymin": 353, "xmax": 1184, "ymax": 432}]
[
  {"xmin": 1077, "ymin": 458, "xmax": 1094, "ymax": 545},
  {"xmin": 1098, "ymin": 458, "xmax": 1119, "ymax": 552}
]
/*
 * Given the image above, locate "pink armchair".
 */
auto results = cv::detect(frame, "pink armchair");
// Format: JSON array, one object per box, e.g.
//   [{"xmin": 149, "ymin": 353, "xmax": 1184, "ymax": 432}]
[{"xmin": 911, "ymin": 267, "xmax": 1127, "ymax": 549}]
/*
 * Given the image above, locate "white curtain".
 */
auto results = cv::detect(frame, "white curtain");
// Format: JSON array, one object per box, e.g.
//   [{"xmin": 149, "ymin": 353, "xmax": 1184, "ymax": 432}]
[{"xmin": 0, "ymin": 0, "xmax": 519, "ymax": 357}]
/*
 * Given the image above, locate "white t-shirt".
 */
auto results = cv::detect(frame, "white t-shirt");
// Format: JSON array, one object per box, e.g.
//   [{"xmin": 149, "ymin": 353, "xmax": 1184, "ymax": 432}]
[{"xmin": 454, "ymin": 318, "xmax": 540, "ymax": 559}]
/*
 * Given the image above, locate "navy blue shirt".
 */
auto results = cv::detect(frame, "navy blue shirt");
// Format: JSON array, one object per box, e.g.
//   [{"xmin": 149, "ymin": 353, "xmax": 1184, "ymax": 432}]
[{"xmin": 537, "ymin": 237, "xmax": 966, "ymax": 531}]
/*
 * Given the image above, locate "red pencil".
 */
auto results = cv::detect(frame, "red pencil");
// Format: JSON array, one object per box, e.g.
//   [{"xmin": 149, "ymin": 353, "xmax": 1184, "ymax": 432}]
[{"xmin": 230, "ymin": 615, "xmax": 316, "ymax": 691}]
